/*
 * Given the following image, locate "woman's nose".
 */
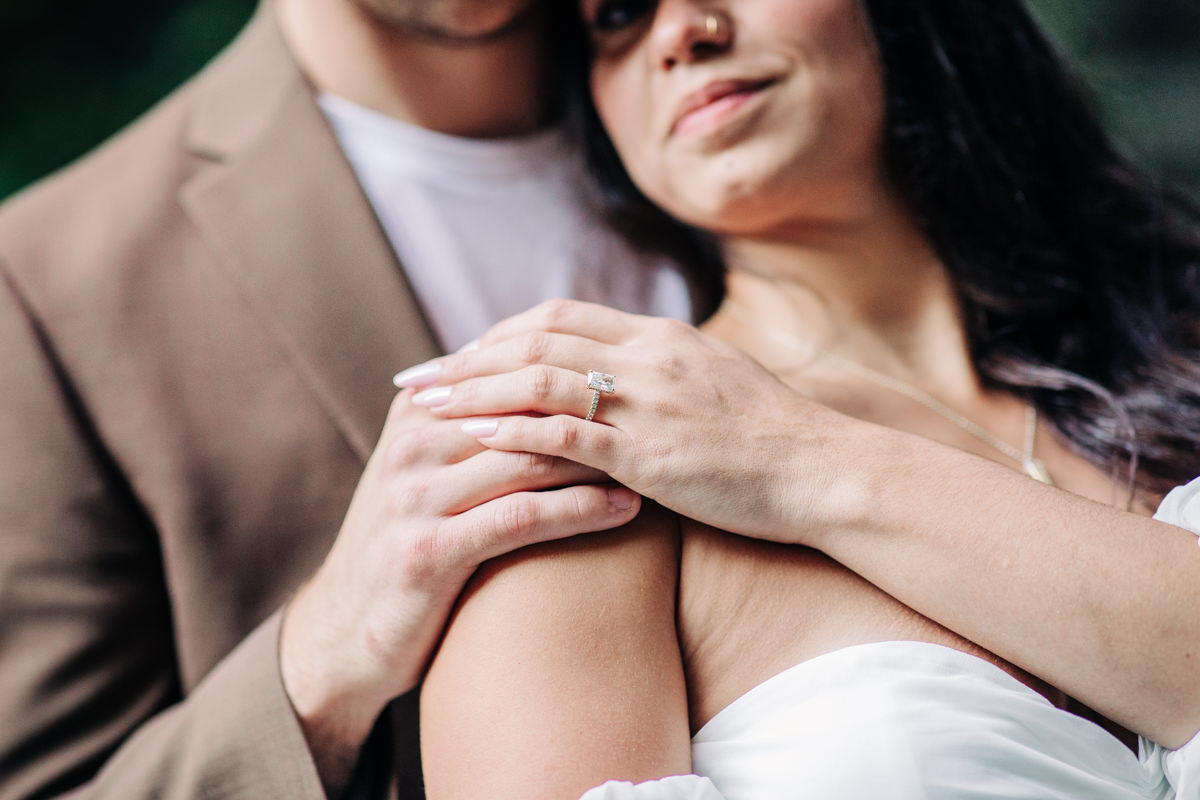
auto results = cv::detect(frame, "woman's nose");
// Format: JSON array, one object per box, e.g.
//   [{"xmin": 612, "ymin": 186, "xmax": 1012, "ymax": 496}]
[{"xmin": 650, "ymin": 3, "xmax": 733, "ymax": 71}]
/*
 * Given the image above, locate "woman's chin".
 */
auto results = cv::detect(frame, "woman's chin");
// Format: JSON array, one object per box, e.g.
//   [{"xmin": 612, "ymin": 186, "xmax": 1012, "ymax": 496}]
[{"xmin": 652, "ymin": 179, "xmax": 802, "ymax": 239}]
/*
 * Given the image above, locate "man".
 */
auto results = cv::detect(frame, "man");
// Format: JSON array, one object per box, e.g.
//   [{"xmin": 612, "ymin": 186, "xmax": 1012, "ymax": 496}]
[{"xmin": 0, "ymin": 0, "xmax": 692, "ymax": 796}]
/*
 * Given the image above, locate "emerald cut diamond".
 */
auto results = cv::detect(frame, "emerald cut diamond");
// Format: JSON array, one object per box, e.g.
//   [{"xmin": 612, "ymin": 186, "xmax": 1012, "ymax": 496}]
[{"xmin": 587, "ymin": 370, "xmax": 616, "ymax": 393}]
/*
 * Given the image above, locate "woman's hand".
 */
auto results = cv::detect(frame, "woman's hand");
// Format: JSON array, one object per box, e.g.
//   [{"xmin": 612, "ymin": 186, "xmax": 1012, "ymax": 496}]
[
  {"xmin": 396, "ymin": 301, "xmax": 1200, "ymax": 747},
  {"xmin": 394, "ymin": 299, "xmax": 859, "ymax": 544}
]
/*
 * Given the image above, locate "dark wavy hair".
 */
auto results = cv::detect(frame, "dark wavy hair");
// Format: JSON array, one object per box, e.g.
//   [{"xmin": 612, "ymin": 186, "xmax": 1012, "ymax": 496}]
[{"xmin": 556, "ymin": 0, "xmax": 1200, "ymax": 498}]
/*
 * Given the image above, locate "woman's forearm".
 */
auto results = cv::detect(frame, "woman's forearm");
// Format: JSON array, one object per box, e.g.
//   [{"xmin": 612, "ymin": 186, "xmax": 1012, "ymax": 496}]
[
  {"xmin": 808, "ymin": 424, "xmax": 1200, "ymax": 747},
  {"xmin": 404, "ymin": 300, "xmax": 1200, "ymax": 747},
  {"xmin": 419, "ymin": 505, "xmax": 691, "ymax": 800}
]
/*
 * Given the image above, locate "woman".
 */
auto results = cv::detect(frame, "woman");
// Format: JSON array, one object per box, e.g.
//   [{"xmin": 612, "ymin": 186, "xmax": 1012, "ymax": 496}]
[{"xmin": 404, "ymin": 0, "xmax": 1200, "ymax": 796}]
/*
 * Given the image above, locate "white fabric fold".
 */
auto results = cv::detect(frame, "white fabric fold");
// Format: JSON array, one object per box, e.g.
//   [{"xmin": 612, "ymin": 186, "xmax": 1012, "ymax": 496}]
[
  {"xmin": 579, "ymin": 776, "xmax": 727, "ymax": 800},
  {"xmin": 576, "ymin": 475, "xmax": 1200, "ymax": 800},
  {"xmin": 1154, "ymin": 475, "xmax": 1200, "ymax": 537}
]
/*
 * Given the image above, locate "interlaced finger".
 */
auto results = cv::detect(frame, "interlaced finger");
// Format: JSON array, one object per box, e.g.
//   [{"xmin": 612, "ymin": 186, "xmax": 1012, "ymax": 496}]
[
  {"xmin": 377, "ymin": 417, "xmax": 488, "ymax": 471},
  {"xmin": 415, "ymin": 365, "xmax": 625, "ymax": 424},
  {"xmin": 461, "ymin": 414, "xmax": 625, "ymax": 479},
  {"xmin": 439, "ymin": 482, "xmax": 642, "ymax": 569},
  {"xmin": 395, "ymin": 331, "xmax": 621, "ymax": 390},
  {"xmin": 477, "ymin": 299, "xmax": 644, "ymax": 349},
  {"xmin": 435, "ymin": 448, "xmax": 613, "ymax": 516}
]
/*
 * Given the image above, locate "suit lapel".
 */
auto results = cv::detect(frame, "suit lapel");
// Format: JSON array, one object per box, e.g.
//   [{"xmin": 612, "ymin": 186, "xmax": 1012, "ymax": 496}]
[{"xmin": 179, "ymin": 7, "xmax": 440, "ymax": 463}]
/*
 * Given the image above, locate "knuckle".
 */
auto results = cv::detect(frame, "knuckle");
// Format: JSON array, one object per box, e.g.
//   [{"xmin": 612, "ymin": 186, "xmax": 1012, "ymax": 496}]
[
  {"xmin": 396, "ymin": 479, "xmax": 431, "ymax": 513},
  {"xmin": 565, "ymin": 488, "xmax": 591, "ymax": 525},
  {"xmin": 383, "ymin": 427, "xmax": 436, "ymax": 470},
  {"xmin": 434, "ymin": 354, "xmax": 461, "ymax": 383},
  {"xmin": 383, "ymin": 434, "xmax": 418, "ymax": 471},
  {"xmin": 658, "ymin": 351, "xmax": 687, "ymax": 380},
  {"xmin": 552, "ymin": 416, "xmax": 581, "ymax": 450},
  {"xmin": 448, "ymin": 377, "xmax": 475, "ymax": 406},
  {"xmin": 498, "ymin": 495, "xmax": 540, "ymax": 539},
  {"xmin": 651, "ymin": 316, "xmax": 687, "ymax": 338},
  {"xmin": 524, "ymin": 364, "xmax": 556, "ymax": 401},
  {"xmin": 537, "ymin": 298, "xmax": 575, "ymax": 328},
  {"xmin": 397, "ymin": 526, "xmax": 442, "ymax": 583},
  {"xmin": 514, "ymin": 450, "xmax": 556, "ymax": 478},
  {"xmin": 517, "ymin": 331, "xmax": 552, "ymax": 365}
]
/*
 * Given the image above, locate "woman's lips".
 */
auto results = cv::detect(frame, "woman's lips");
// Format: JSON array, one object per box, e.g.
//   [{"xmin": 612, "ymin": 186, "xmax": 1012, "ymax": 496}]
[{"xmin": 670, "ymin": 78, "xmax": 776, "ymax": 138}]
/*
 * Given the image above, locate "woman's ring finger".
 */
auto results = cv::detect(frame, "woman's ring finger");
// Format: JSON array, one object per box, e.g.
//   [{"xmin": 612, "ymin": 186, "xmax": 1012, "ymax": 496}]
[
  {"xmin": 584, "ymin": 370, "xmax": 616, "ymax": 422},
  {"xmin": 416, "ymin": 365, "xmax": 622, "ymax": 422}
]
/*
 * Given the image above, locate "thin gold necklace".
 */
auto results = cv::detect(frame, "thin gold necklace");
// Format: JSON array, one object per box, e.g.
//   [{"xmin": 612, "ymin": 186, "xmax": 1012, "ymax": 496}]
[{"xmin": 723, "ymin": 300, "xmax": 1055, "ymax": 485}]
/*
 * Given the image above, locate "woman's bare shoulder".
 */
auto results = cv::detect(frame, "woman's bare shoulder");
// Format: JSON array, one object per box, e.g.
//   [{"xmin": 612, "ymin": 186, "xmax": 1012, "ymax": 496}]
[
  {"xmin": 421, "ymin": 503, "xmax": 690, "ymax": 800},
  {"xmin": 676, "ymin": 519, "xmax": 1025, "ymax": 731}
]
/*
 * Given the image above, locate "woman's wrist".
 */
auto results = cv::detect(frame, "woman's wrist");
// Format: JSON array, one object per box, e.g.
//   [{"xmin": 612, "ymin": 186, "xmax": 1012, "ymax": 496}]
[{"xmin": 779, "ymin": 416, "xmax": 914, "ymax": 551}]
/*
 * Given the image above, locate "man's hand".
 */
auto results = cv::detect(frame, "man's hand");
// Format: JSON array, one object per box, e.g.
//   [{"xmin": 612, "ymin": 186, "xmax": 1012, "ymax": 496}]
[{"xmin": 278, "ymin": 389, "xmax": 640, "ymax": 790}]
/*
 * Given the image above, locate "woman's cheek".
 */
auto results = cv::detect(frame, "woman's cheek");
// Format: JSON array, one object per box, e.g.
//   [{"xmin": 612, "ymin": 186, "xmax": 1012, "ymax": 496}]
[
  {"xmin": 760, "ymin": 0, "xmax": 856, "ymax": 41},
  {"xmin": 593, "ymin": 69, "xmax": 648, "ymax": 166},
  {"xmin": 592, "ymin": 66, "xmax": 631, "ymax": 132}
]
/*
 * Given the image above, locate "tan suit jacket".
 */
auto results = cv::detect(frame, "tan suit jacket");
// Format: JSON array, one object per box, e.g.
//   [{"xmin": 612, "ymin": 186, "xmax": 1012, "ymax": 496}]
[{"xmin": 0, "ymin": 7, "xmax": 438, "ymax": 798}]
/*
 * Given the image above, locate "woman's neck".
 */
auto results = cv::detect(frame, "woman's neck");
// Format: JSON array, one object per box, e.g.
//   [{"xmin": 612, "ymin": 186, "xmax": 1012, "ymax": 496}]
[{"xmin": 713, "ymin": 198, "xmax": 981, "ymax": 403}]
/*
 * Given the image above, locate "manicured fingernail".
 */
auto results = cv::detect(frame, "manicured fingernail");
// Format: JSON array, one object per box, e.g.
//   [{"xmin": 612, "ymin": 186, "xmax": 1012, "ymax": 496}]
[
  {"xmin": 461, "ymin": 419, "xmax": 499, "ymax": 437},
  {"xmin": 412, "ymin": 387, "xmax": 452, "ymax": 407},
  {"xmin": 608, "ymin": 487, "xmax": 637, "ymax": 512},
  {"xmin": 393, "ymin": 360, "xmax": 442, "ymax": 388},
  {"xmin": 457, "ymin": 338, "xmax": 480, "ymax": 353}
]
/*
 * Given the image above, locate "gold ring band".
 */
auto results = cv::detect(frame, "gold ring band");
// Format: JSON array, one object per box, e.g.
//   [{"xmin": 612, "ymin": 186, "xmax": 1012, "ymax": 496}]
[{"xmin": 585, "ymin": 370, "xmax": 616, "ymax": 422}]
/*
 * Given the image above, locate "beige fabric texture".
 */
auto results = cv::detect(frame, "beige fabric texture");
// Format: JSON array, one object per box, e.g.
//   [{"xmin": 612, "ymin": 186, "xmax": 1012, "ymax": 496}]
[{"xmin": 0, "ymin": 7, "xmax": 436, "ymax": 798}]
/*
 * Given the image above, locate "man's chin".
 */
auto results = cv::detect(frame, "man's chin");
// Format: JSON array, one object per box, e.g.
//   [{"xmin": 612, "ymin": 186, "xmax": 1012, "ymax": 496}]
[{"xmin": 356, "ymin": 0, "xmax": 543, "ymax": 45}]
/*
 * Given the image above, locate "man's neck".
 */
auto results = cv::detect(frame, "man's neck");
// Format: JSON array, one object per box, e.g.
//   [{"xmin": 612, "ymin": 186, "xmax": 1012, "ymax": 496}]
[{"xmin": 275, "ymin": 0, "xmax": 549, "ymax": 138}]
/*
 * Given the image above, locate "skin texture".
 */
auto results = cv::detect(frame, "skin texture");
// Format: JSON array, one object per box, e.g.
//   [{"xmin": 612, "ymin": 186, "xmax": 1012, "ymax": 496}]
[
  {"xmin": 419, "ymin": 497, "xmax": 1065, "ymax": 800},
  {"xmin": 421, "ymin": 506, "xmax": 692, "ymax": 799},
  {"xmin": 270, "ymin": 0, "xmax": 648, "ymax": 791},
  {"xmin": 281, "ymin": 391, "xmax": 641, "ymax": 791},
  {"xmin": 409, "ymin": 0, "xmax": 1200, "ymax": 768},
  {"xmin": 276, "ymin": 0, "xmax": 548, "ymax": 137},
  {"xmin": 420, "ymin": 299, "xmax": 1200, "ymax": 746},
  {"xmin": 351, "ymin": 0, "xmax": 541, "ymax": 40},
  {"xmin": 585, "ymin": 0, "xmax": 886, "ymax": 234}
]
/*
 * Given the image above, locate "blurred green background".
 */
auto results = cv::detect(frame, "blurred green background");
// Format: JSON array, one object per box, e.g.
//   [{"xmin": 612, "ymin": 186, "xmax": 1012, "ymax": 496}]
[{"xmin": 1, "ymin": 0, "xmax": 1197, "ymax": 202}]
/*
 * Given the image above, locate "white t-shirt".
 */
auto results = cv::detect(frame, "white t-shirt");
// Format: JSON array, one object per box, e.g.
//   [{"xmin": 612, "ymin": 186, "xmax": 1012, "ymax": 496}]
[{"xmin": 318, "ymin": 94, "xmax": 694, "ymax": 352}]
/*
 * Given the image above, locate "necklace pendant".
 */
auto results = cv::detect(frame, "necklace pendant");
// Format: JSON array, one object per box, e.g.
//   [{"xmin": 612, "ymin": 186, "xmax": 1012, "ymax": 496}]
[{"xmin": 1023, "ymin": 457, "xmax": 1054, "ymax": 486}]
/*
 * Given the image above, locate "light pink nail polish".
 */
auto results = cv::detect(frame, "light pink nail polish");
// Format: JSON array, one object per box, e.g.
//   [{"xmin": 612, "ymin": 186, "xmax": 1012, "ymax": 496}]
[
  {"xmin": 462, "ymin": 419, "xmax": 499, "ymax": 437},
  {"xmin": 393, "ymin": 360, "xmax": 442, "ymax": 388},
  {"xmin": 412, "ymin": 387, "xmax": 452, "ymax": 407}
]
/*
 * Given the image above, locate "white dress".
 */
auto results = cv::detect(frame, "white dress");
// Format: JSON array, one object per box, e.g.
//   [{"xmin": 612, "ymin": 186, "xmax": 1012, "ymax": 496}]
[{"xmin": 581, "ymin": 478, "xmax": 1200, "ymax": 800}]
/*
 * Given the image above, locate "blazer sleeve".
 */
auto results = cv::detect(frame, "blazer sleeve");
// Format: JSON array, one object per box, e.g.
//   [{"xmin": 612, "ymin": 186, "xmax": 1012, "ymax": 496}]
[{"xmin": 0, "ymin": 264, "xmax": 327, "ymax": 800}]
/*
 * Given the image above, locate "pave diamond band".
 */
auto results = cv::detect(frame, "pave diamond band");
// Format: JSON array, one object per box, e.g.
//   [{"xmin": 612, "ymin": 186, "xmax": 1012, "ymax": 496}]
[{"xmin": 585, "ymin": 370, "xmax": 616, "ymax": 422}]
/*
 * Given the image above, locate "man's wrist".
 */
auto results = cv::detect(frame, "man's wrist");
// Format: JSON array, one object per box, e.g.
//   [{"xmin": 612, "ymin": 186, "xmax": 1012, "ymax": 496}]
[{"xmin": 280, "ymin": 587, "xmax": 389, "ymax": 795}]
